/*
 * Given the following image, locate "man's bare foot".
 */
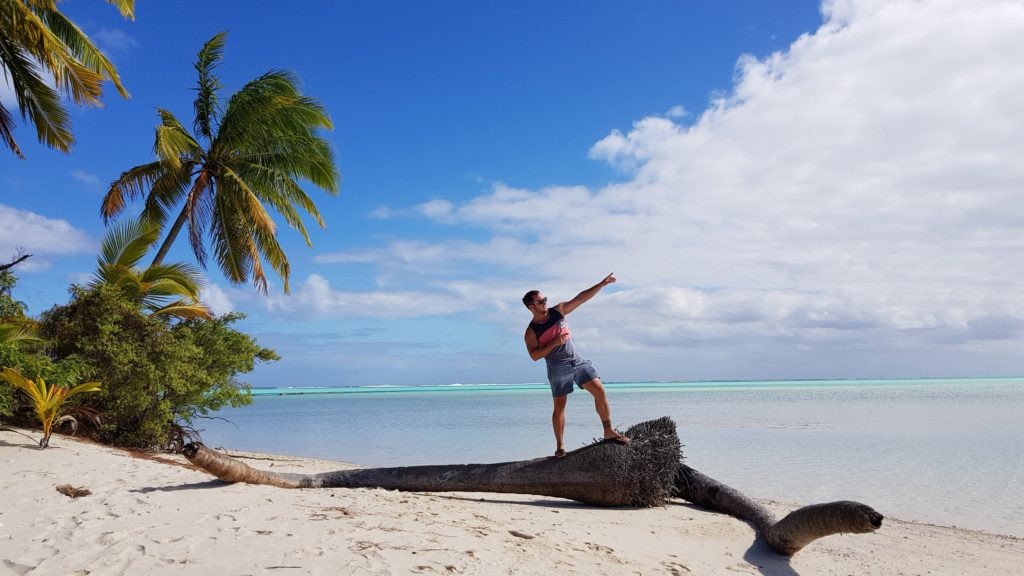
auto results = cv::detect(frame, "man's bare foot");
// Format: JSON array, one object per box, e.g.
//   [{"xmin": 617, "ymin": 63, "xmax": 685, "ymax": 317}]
[
  {"xmin": 604, "ymin": 433, "xmax": 629, "ymax": 444},
  {"xmin": 554, "ymin": 448, "xmax": 566, "ymax": 458}
]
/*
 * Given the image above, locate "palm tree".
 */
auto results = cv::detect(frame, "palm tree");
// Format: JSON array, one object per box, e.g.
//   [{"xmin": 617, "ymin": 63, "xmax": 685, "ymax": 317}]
[
  {"xmin": 0, "ymin": 0, "xmax": 133, "ymax": 158},
  {"xmin": 90, "ymin": 218, "xmax": 211, "ymax": 320},
  {"xmin": 101, "ymin": 32, "xmax": 340, "ymax": 294},
  {"xmin": 0, "ymin": 367, "xmax": 101, "ymax": 448},
  {"xmin": 183, "ymin": 417, "xmax": 884, "ymax": 556}
]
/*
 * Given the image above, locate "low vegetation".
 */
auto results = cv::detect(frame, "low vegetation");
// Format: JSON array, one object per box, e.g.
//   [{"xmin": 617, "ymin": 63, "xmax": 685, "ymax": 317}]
[
  {"xmin": 1, "ymin": 270, "xmax": 278, "ymax": 450},
  {"xmin": 0, "ymin": 368, "xmax": 100, "ymax": 448}
]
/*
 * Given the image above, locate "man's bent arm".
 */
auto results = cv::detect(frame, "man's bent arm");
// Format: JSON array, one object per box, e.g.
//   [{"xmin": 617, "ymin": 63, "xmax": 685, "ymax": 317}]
[
  {"xmin": 559, "ymin": 273, "xmax": 616, "ymax": 316},
  {"xmin": 525, "ymin": 330, "xmax": 567, "ymax": 361}
]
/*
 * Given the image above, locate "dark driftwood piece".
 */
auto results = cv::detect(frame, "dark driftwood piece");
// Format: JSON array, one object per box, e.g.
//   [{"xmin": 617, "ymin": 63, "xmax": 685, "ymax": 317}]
[
  {"xmin": 673, "ymin": 464, "xmax": 883, "ymax": 555},
  {"xmin": 55, "ymin": 484, "xmax": 91, "ymax": 498},
  {"xmin": 182, "ymin": 416, "xmax": 883, "ymax": 556}
]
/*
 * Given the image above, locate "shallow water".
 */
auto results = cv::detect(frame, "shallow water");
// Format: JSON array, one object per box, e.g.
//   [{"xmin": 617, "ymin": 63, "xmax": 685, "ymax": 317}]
[{"xmin": 198, "ymin": 378, "xmax": 1024, "ymax": 536}]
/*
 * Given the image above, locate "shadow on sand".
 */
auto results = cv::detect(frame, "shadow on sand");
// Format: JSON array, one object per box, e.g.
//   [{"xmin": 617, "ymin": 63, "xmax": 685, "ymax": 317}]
[
  {"xmin": 430, "ymin": 493, "xmax": 599, "ymax": 510},
  {"xmin": 429, "ymin": 494, "xmax": 805, "ymax": 575},
  {"xmin": 0, "ymin": 425, "xmax": 45, "ymax": 449},
  {"xmin": 743, "ymin": 539, "xmax": 801, "ymax": 576},
  {"xmin": 132, "ymin": 479, "xmax": 230, "ymax": 493}
]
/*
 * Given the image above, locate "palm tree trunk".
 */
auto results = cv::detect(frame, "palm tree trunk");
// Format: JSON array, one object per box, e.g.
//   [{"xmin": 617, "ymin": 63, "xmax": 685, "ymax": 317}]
[
  {"xmin": 151, "ymin": 204, "xmax": 190, "ymax": 268},
  {"xmin": 151, "ymin": 172, "xmax": 209, "ymax": 268},
  {"xmin": 672, "ymin": 464, "xmax": 883, "ymax": 555},
  {"xmin": 182, "ymin": 416, "xmax": 883, "ymax": 555}
]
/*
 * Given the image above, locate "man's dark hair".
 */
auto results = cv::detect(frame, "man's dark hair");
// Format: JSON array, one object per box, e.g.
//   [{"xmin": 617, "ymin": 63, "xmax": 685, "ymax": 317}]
[{"xmin": 522, "ymin": 290, "xmax": 540, "ymax": 307}]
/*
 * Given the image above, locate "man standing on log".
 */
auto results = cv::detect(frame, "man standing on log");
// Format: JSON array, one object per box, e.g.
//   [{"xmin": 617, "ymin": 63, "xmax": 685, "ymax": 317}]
[{"xmin": 524, "ymin": 273, "xmax": 629, "ymax": 458}]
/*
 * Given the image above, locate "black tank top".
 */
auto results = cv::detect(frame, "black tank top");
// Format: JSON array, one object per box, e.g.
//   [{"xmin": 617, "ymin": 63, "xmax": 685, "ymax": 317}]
[{"xmin": 529, "ymin": 308, "xmax": 581, "ymax": 365}]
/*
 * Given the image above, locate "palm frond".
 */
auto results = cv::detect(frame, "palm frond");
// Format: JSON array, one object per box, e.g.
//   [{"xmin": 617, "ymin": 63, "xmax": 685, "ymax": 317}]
[
  {"xmin": 0, "ymin": 320, "xmax": 43, "ymax": 346},
  {"xmin": 240, "ymin": 158, "xmax": 329, "ymax": 221},
  {"xmin": 148, "ymin": 299, "xmax": 212, "ymax": 321},
  {"xmin": 193, "ymin": 32, "xmax": 227, "ymax": 141},
  {"xmin": 234, "ymin": 162, "xmax": 313, "ymax": 244},
  {"xmin": 33, "ymin": 3, "xmax": 129, "ymax": 98},
  {"xmin": 1, "ymin": 0, "xmax": 130, "ymax": 156},
  {"xmin": 185, "ymin": 172, "xmax": 214, "ymax": 268},
  {"xmin": 139, "ymin": 162, "xmax": 195, "ymax": 228},
  {"xmin": 153, "ymin": 108, "xmax": 201, "ymax": 169},
  {"xmin": 66, "ymin": 380, "xmax": 102, "ymax": 396},
  {"xmin": 220, "ymin": 165, "xmax": 277, "ymax": 233},
  {"xmin": 0, "ymin": 36, "xmax": 74, "ymax": 152},
  {"xmin": 90, "ymin": 262, "xmax": 141, "ymax": 295},
  {"xmin": 210, "ymin": 192, "xmax": 252, "ymax": 286},
  {"xmin": 31, "ymin": 7, "xmax": 110, "ymax": 102},
  {"xmin": 96, "ymin": 218, "xmax": 160, "ymax": 269},
  {"xmin": 103, "ymin": 0, "xmax": 135, "ymax": 20},
  {"xmin": 139, "ymin": 262, "xmax": 205, "ymax": 299},
  {"xmin": 0, "ymin": 102, "xmax": 25, "ymax": 158},
  {"xmin": 56, "ymin": 405, "xmax": 102, "ymax": 437},
  {"xmin": 238, "ymin": 134, "xmax": 339, "ymax": 195},
  {"xmin": 217, "ymin": 70, "xmax": 333, "ymax": 146},
  {"xmin": 251, "ymin": 222, "xmax": 289, "ymax": 294},
  {"xmin": 102, "ymin": 161, "xmax": 169, "ymax": 222},
  {"xmin": 15, "ymin": 5, "xmax": 105, "ymax": 105}
]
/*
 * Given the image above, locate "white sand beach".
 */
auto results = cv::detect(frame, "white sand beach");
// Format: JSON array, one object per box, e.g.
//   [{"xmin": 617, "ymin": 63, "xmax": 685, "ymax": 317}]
[{"xmin": 1, "ymin": 428, "xmax": 1020, "ymax": 576}]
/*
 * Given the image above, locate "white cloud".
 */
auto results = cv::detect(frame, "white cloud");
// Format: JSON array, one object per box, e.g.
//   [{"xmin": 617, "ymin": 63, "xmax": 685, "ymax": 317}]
[
  {"xmin": 67, "ymin": 271, "xmax": 93, "ymax": 286},
  {"xmin": 345, "ymin": 0, "xmax": 1024, "ymax": 375},
  {"xmin": 415, "ymin": 199, "xmax": 455, "ymax": 221},
  {"xmin": 0, "ymin": 205, "xmax": 95, "ymax": 268},
  {"xmin": 587, "ymin": 117, "xmax": 683, "ymax": 172},
  {"xmin": 314, "ymin": 250, "xmax": 383, "ymax": 264},
  {"xmin": 257, "ymin": 274, "xmax": 466, "ymax": 320},
  {"xmin": 70, "ymin": 169, "xmax": 102, "ymax": 189},
  {"xmin": 316, "ymin": 237, "xmax": 536, "ymax": 278},
  {"xmin": 201, "ymin": 284, "xmax": 235, "ymax": 316},
  {"xmin": 368, "ymin": 205, "xmax": 401, "ymax": 219},
  {"xmin": 666, "ymin": 105, "xmax": 687, "ymax": 119},
  {"xmin": 92, "ymin": 28, "xmax": 139, "ymax": 53}
]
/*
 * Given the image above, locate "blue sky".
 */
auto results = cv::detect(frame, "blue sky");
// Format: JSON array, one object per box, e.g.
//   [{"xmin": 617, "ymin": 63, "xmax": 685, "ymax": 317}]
[{"xmin": 2, "ymin": 0, "xmax": 1023, "ymax": 386}]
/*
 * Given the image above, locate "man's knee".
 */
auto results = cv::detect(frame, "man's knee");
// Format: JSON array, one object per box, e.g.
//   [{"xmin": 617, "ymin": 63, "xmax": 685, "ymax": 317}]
[
  {"xmin": 552, "ymin": 396, "xmax": 568, "ymax": 412},
  {"xmin": 581, "ymin": 378, "xmax": 604, "ymax": 395}
]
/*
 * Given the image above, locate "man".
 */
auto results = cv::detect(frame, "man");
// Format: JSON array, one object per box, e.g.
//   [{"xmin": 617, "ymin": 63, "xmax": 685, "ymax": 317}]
[{"xmin": 524, "ymin": 273, "xmax": 629, "ymax": 458}]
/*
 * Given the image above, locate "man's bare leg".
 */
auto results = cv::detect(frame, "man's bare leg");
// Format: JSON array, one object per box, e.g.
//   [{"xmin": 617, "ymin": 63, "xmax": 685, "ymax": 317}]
[
  {"xmin": 581, "ymin": 378, "xmax": 629, "ymax": 443},
  {"xmin": 552, "ymin": 395, "xmax": 568, "ymax": 457}
]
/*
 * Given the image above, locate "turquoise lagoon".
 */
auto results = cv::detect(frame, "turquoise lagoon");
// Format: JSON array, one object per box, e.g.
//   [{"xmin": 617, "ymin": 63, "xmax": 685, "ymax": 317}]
[{"xmin": 200, "ymin": 377, "xmax": 1024, "ymax": 537}]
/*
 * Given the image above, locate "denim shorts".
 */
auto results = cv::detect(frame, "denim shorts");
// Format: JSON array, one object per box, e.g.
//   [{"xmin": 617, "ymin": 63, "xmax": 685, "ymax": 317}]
[{"xmin": 547, "ymin": 359, "xmax": 599, "ymax": 397}]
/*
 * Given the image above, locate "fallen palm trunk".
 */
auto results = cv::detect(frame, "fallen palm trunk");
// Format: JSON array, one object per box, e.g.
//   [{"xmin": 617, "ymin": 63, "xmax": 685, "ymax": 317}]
[
  {"xmin": 183, "ymin": 416, "xmax": 883, "ymax": 555},
  {"xmin": 184, "ymin": 417, "xmax": 681, "ymax": 506},
  {"xmin": 673, "ymin": 463, "xmax": 884, "ymax": 555}
]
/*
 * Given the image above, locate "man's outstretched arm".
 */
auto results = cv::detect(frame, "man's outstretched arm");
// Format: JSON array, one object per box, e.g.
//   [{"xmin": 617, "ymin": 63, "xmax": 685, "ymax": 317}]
[{"xmin": 558, "ymin": 273, "xmax": 616, "ymax": 316}]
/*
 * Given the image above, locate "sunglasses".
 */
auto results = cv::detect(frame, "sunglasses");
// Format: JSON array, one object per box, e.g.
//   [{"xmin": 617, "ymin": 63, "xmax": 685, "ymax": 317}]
[{"xmin": 532, "ymin": 297, "xmax": 548, "ymax": 306}]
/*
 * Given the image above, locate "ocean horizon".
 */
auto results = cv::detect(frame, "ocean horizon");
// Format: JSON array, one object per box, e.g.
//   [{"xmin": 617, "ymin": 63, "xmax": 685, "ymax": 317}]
[
  {"xmin": 244, "ymin": 375, "xmax": 1023, "ymax": 394},
  {"xmin": 200, "ymin": 377, "xmax": 1024, "ymax": 537}
]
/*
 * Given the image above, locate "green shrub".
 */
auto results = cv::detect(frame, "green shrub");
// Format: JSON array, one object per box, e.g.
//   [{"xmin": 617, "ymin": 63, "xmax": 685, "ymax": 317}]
[{"xmin": 40, "ymin": 284, "xmax": 278, "ymax": 448}]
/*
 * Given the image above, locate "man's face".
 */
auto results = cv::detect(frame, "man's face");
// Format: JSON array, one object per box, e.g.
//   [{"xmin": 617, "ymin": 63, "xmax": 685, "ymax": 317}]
[{"xmin": 529, "ymin": 293, "xmax": 548, "ymax": 313}]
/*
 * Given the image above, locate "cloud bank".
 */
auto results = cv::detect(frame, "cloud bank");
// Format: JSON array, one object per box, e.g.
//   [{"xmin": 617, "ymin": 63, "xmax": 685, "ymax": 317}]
[
  {"xmin": 0, "ymin": 205, "xmax": 94, "ymax": 271},
  {"xmin": 283, "ymin": 0, "xmax": 1024, "ymax": 378}
]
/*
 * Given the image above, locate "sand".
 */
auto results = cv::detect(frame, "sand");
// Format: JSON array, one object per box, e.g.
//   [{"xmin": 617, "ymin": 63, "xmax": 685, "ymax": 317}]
[{"xmin": 1, "ymin": 428, "xmax": 1020, "ymax": 576}]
